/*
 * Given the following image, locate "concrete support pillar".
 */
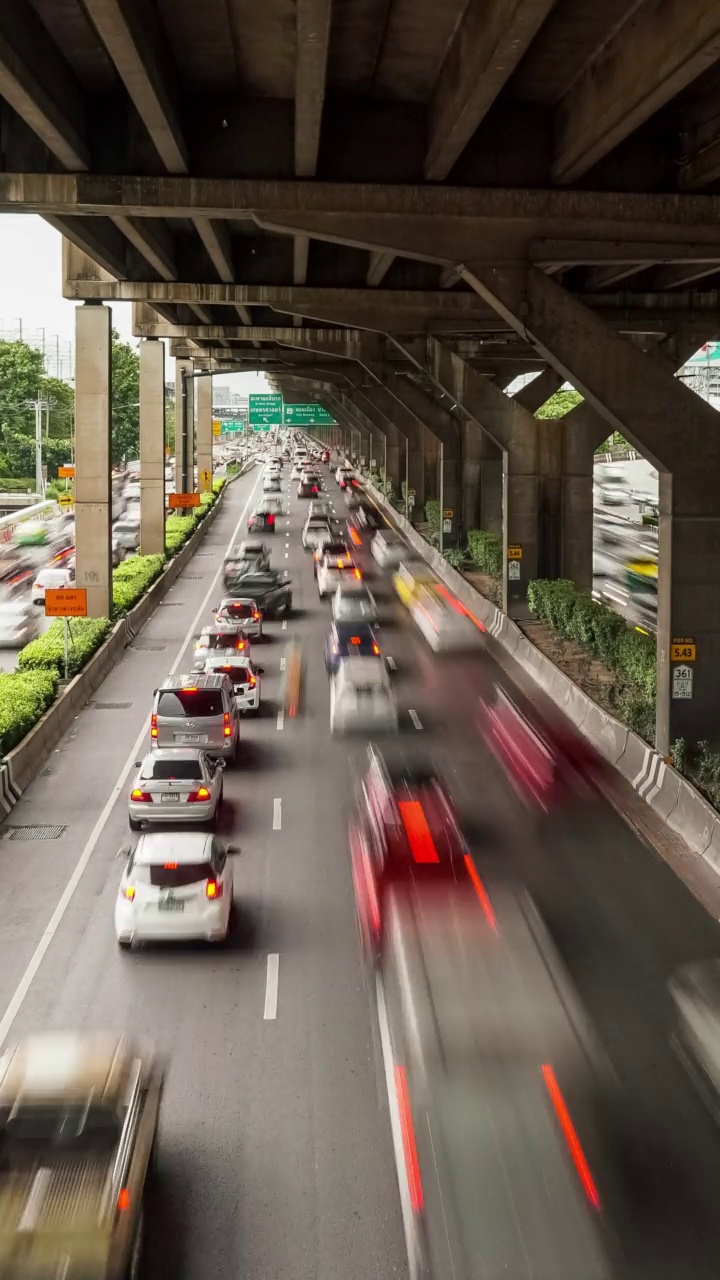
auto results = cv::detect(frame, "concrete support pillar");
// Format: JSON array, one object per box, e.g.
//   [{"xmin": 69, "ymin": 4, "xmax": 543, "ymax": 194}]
[
  {"xmin": 423, "ymin": 429, "xmax": 440, "ymax": 504},
  {"xmin": 362, "ymin": 381, "xmax": 426, "ymax": 513},
  {"xmin": 479, "ymin": 435, "xmax": 503, "ymax": 538},
  {"xmin": 139, "ymin": 339, "xmax": 166, "ymax": 557},
  {"xmin": 75, "ymin": 303, "xmax": 112, "ymax": 619},
  {"xmin": 383, "ymin": 378, "xmax": 461, "ymax": 545},
  {"xmin": 512, "ymin": 367, "xmax": 563, "ymax": 414},
  {"xmin": 354, "ymin": 389, "xmax": 403, "ymax": 497},
  {"xmin": 174, "ymin": 359, "xmax": 195, "ymax": 497},
  {"xmin": 196, "ymin": 374, "xmax": 213, "ymax": 495}
]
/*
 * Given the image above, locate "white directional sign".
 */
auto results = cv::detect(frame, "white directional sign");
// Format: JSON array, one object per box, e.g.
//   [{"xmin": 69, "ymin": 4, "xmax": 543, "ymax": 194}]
[
  {"xmin": 508, "ymin": 560, "xmax": 521, "ymax": 580},
  {"xmin": 672, "ymin": 664, "xmax": 693, "ymax": 699}
]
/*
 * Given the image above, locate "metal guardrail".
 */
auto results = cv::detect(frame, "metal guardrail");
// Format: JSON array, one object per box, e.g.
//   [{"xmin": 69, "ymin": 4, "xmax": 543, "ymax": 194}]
[{"xmin": 0, "ymin": 498, "xmax": 59, "ymax": 543}]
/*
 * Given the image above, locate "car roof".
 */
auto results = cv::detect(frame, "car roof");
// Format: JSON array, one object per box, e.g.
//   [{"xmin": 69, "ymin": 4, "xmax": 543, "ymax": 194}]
[
  {"xmin": 161, "ymin": 672, "xmax": 229, "ymax": 690},
  {"xmin": 219, "ymin": 596, "xmax": 257, "ymax": 606},
  {"xmin": 0, "ymin": 1032, "xmax": 137, "ymax": 1105},
  {"xmin": 203, "ymin": 650, "xmax": 252, "ymax": 664},
  {"xmin": 143, "ymin": 746, "xmax": 206, "ymax": 761},
  {"xmin": 240, "ymin": 538, "xmax": 267, "ymax": 549},
  {"xmin": 335, "ymin": 656, "xmax": 387, "ymax": 683},
  {"xmin": 135, "ymin": 829, "xmax": 213, "ymax": 865},
  {"xmin": 333, "ymin": 620, "xmax": 376, "ymax": 638}
]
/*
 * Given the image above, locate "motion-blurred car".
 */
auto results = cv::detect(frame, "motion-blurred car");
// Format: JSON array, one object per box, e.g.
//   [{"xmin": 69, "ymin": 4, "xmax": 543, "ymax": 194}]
[
  {"xmin": 410, "ymin": 583, "xmax": 485, "ymax": 653},
  {"xmin": 393, "ymin": 558, "xmax": 437, "ymax": 609},
  {"xmin": 247, "ymin": 507, "xmax": 276, "ymax": 534},
  {"xmin": 332, "ymin": 582, "xmax": 379, "ymax": 624},
  {"xmin": 325, "ymin": 621, "xmax": 381, "ymax": 675},
  {"xmin": 263, "ymin": 475, "xmax": 282, "ymax": 494},
  {"xmin": 308, "ymin": 499, "xmax": 334, "ymax": 520},
  {"xmin": 669, "ymin": 960, "xmax": 720, "ymax": 1115},
  {"xmin": 370, "ymin": 528, "xmax": 407, "ymax": 569},
  {"xmin": 478, "ymin": 686, "xmax": 606, "ymax": 810},
  {"xmin": 32, "ymin": 565, "xmax": 73, "ymax": 603},
  {"xmin": 194, "ymin": 651, "xmax": 263, "ymax": 714},
  {"xmin": 0, "ymin": 599, "xmax": 41, "ymax": 646},
  {"xmin": 224, "ymin": 569, "xmax": 292, "ymax": 618},
  {"xmin": 115, "ymin": 830, "xmax": 235, "ymax": 947},
  {"xmin": 596, "ymin": 473, "xmax": 630, "ymax": 506},
  {"xmin": 291, "ymin": 463, "xmax": 304, "ymax": 481},
  {"xmin": 330, "ymin": 656, "xmax": 397, "ymax": 735},
  {"xmin": 0, "ymin": 1031, "xmax": 162, "ymax": 1278},
  {"xmin": 298, "ymin": 478, "xmax": 320, "ymax": 499},
  {"xmin": 313, "ymin": 536, "xmax": 352, "ymax": 578},
  {"xmin": 350, "ymin": 748, "xmax": 470, "ymax": 960},
  {"xmin": 194, "ymin": 625, "xmax": 250, "ymax": 662},
  {"xmin": 235, "ymin": 538, "xmax": 271, "ymax": 571},
  {"xmin": 114, "ymin": 516, "xmax": 141, "ymax": 551},
  {"xmin": 353, "ymin": 502, "xmax": 385, "ymax": 532},
  {"xmin": 302, "ymin": 515, "xmax": 332, "ymax": 551},
  {"xmin": 213, "ymin": 596, "xmax": 263, "ymax": 640},
  {"xmin": 128, "ymin": 747, "xmax": 224, "ymax": 830},
  {"xmin": 317, "ymin": 555, "xmax": 362, "ymax": 599},
  {"xmin": 151, "ymin": 673, "xmax": 240, "ymax": 761},
  {"xmin": 14, "ymin": 520, "xmax": 49, "ymax": 547}
]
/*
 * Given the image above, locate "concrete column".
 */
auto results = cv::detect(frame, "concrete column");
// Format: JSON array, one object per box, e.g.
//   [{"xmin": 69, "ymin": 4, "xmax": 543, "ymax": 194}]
[
  {"xmin": 354, "ymin": 390, "xmax": 403, "ymax": 496},
  {"xmin": 174, "ymin": 359, "xmax": 194, "ymax": 497},
  {"xmin": 75, "ymin": 303, "xmax": 112, "ymax": 619},
  {"xmin": 479, "ymin": 435, "xmax": 503, "ymax": 537},
  {"xmin": 362, "ymin": 381, "xmax": 425, "ymax": 513},
  {"xmin": 196, "ymin": 374, "xmax": 213, "ymax": 495},
  {"xmin": 461, "ymin": 419, "xmax": 482, "ymax": 534},
  {"xmin": 512, "ymin": 367, "xmax": 563, "ymax": 414},
  {"xmin": 139, "ymin": 339, "xmax": 166, "ymax": 557},
  {"xmin": 384, "ymin": 378, "xmax": 461, "ymax": 547},
  {"xmin": 423, "ymin": 428, "xmax": 440, "ymax": 504}
]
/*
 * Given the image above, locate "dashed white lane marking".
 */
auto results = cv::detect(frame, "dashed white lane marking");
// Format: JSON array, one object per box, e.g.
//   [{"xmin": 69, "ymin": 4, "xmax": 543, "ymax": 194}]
[
  {"xmin": 408, "ymin": 709, "xmax": 423, "ymax": 730},
  {"xmin": 276, "ymin": 709, "xmax": 284, "ymax": 732},
  {"xmin": 273, "ymin": 797, "xmax": 282, "ymax": 830},
  {"xmin": 386, "ymin": 656, "xmax": 397, "ymax": 671},
  {"xmin": 282, "ymin": 619, "xmax": 288, "ymax": 630},
  {"xmin": 280, "ymin": 656, "xmax": 286, "ymax": 671},
  {"xmin": 264, "ymin": 954, "xmax": 279, "ymax": 1020},
  {"xmin": 285, "ymin": 551, "xmax": 289, "ymax": 558}
]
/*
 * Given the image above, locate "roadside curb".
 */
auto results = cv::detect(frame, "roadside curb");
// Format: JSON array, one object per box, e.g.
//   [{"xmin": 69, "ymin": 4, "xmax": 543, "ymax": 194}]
[
  {"xmin": 0, "ymin": 466, "xmax": 253, "ymax": 818},
  {"xmin": 366, "ymin": 483, "xmax": 720, "ymax": 874}
]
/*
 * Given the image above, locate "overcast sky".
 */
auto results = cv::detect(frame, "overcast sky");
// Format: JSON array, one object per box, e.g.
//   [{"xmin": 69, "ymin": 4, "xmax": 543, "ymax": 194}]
[{"xmin": 0, "ymin": 214, "xmax": 268, "ymax": 392}]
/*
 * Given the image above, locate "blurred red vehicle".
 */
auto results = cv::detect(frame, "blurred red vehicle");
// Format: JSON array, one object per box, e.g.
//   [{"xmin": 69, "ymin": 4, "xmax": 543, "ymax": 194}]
[{"xmin": 349, "ymin": 747, "xmax": 473, "ymax": 961}]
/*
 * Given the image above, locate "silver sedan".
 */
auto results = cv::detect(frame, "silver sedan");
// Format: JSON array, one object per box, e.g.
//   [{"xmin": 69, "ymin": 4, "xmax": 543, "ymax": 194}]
[{"xmin": 128, "ymin": 748, "xmax": 224, "ymax": 830}]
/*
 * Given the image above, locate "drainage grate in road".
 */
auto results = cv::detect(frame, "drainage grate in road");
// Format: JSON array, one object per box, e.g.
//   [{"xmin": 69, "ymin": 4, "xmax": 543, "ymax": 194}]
[
  {"xmin": 4, "ymin": 825, "xmax": 66, "ymax": 841},
  {"xmin": 88, "ymin": 701, "xmax": 133, "ymax": 710},
  {"xmin": 160, "ymin": 601, "xmax": 183, "ymax": 606},
  {"xmin": 129, "ymin": 641, "xmax": 166, "ymax": 652},
  {"xmin": 183, "ymin": 575, "xmax": 203, "ymax": 580}
]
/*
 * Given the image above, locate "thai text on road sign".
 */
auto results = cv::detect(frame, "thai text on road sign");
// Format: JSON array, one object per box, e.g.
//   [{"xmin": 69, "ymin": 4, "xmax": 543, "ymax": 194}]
[
  {"xmin": 169, "ymin": 492, "xmax": 201, "ymax": 509},
  {"xmin": 45, "ymin": 587, "xmax": 87, "ymax": 617}
]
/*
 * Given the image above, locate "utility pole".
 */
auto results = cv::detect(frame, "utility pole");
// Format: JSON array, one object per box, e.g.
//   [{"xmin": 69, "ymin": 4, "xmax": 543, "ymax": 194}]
[{"xmin": 34, "ymin": 399, "xmax": 44, "ymax": 496}]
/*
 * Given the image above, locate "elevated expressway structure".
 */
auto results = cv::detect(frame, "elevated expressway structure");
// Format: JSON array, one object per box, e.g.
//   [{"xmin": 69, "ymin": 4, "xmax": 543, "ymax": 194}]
[{"xmin": 4, "ymin": 0, "xmax": 720, "ymax": 745}]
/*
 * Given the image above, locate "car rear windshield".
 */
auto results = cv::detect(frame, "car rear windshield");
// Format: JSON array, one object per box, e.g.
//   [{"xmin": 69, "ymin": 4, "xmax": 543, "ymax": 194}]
[
  {"xmin": 221, "ymin": 603, "xmax": 254, "ymax": 618},
  {"xmin": 157, "ymin": 689, "xmax": 224, "ymax": 717},
  {"xmin": 142, "ymin": 758, "xmax": 203, "ymax": 780},
  {"xmin": 0, "ymin": 1104, "xmax": 120, "ymax": 1154},
  {"xmin": 322, "ymin": 544, "xmax": 349, "ymax": 557},
  {"xmin": 140, "ymin": 863, "xmax": 211, "ymax": 888},
  {"xmin": 199, "ymin": 632, "xmax": 238, "ymax": 649}
]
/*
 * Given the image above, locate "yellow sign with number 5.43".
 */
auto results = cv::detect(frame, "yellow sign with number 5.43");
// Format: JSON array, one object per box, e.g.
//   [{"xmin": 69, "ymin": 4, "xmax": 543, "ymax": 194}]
[{"xmin": 671, "ymin": 641, "xmax": 696, "ymax": 662}]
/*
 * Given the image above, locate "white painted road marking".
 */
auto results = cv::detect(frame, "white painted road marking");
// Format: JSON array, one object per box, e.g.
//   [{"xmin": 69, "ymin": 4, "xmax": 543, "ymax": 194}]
[
  {"xmin": 280, "ymin": 656, "xmax": 286, "ymax": 671},
  {"xmin": 282, "ymin": 619, "xmax": 288, "ymax": 630},
  {"xmin": 376, "ymin": 975, "xmax": 416, "ymax": 1266},
  {"xmin": 0, "ymin": 466, "xmax": 266, "ymax": 1052},
  {"xmin": 409, "ymin": 709, "xmax": 423, "ymax": 730},
  {"xmin": 276, "ymin": 709, "xmax": 285, "ymax": 731},
  {"xmin": 273, "ymin": 797, "xmax": 282, "ymax": 829},
  {"xmin": 264, "ymin": 954, "xmax": 279, "ymax": 1020},
  {"xmin": 285, "ymin": 551, "xmax": 288, "ymax": 558},
  {"xmin": 386, "ymin": 656, "xmax": 397, "ymax": 671}
]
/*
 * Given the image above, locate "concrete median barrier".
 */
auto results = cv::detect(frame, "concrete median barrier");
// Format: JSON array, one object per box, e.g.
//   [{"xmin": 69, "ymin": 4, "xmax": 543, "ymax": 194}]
[{"xmin": 1, "ymin": 479, "xmax": 235, "ymax": 816}]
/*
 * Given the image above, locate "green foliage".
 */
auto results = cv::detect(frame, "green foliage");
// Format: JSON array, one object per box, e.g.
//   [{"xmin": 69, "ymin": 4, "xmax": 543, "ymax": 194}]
[
  {"xmin": 112, "ymin": 554, "xmax": 165, "ymax": 614},
  {"xmin": 213, "ymin": 476, "xmax": 227, "ymax": 493},
  {"xmin": 0, "ymin": 432, "xmax": 73, "ymax": 481},
  {"xmin": 0, "ymin": 477, "xmax": 36, "ymax": 493},
  {"xmin": 41, "ymin": 377, "xmax": 74, "ymax": 439},
  {"xmin": 165, "ymin": 488, "xmax": 217, "ymax": 556},
  {"xmin": 466, "ymin": 529, "xmax": 502, "ymax": 579},
  {"xmin": 690, "ymin": 742, "xmax": 720, "ymax": 810},
  {"xmin": 0, "ymin": 340, "xmax": 45, "ymax": 437},
  {"xmin": 535, "ymin": 390, "xmax": 583, "ymax": 419},
  {"xmin": 425, "ymin": 500, "xmax": 441, "ymax": 533},
  {"xmin": 641, "ymin": 510, "xmax": 658, "ymax": 527},
  {"xmin": 0, "ymin": 668, "xmax": 59, "ymax": 756},
  {"xmin": 595, "ymin": 430, "xmax": 631, "ymax": 455},
  {"xmin": 527, "ymin": 578, "xmax": 656, "ymax": 741},
  {"xmin": 111, "ymin": 330, "xmax": 140, "ymax": 465},
  {"xmin": 443, "ymin": 547, "xmax": 465, "ymax": 569},
  {"xmin": 18, "ymin": 617, "xmax": 112, "ymax": 679}
]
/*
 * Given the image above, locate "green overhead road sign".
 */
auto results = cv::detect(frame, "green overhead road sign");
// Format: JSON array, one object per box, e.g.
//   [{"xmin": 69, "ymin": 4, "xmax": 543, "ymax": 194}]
[
  {"xmin": 222, "ymin": 420, "xmax": 245, "ymax": 432},
  {"xmin": 249, "ymin": 393, "xmax": 283, "ymax": 425},
  {"xmin": 283, "ymin": 403, "xmax": 337, "ymax": 426}
]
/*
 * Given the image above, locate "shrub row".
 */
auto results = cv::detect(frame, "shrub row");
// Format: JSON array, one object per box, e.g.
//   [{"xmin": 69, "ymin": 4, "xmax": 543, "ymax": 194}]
[
  {"xmin": 0, "ymin": 669, "xmax": 59, "ymax": 756},
  {"xmin": 112, "ymin": 553, "xmax": 165, "ymax": 614},
  {"xmin": 18, "ymin": 617, "xmax": 112, "ymax": 680},
  {"xmin": 466, "ymin": 529, "xmax": 502, "ymax": 579}
]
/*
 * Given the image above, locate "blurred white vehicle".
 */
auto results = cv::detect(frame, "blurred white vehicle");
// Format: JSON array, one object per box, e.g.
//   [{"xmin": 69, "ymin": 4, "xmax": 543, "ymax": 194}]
[
  {"xmin": 332, "ymin": 583, "xmax": 378, "ymax": 624},
  {"xmin": 410, "ymin": 583, "xmax": 485, "ymax": 653},
  {"xmin": 330, "ymin": 657, "xmax": 397, "ymax": 734},
  {"xmin": 670, "ymin": 960, "xmax": 720, "ymax": 1114},
  {"xmin": 370, "ymin": 528, "xmax": 406, "ymax": 569},
  {"xmin": 317, "ymin": 557, "xmax": 361, "ymax": 599},
  {"xmin": 115, "ymin": 830, "xmax": 234, "ymax": 947},
  {"xmin": 595, "ymin": 473, "xmax": 630, "ymax": 506},
  {"xmin": 0, "ymin": 600, "xmax": 40, "ymax": 647},
  {"xmin": 32, "ymin": 566, "xmax": 72, "ymax": 604}
]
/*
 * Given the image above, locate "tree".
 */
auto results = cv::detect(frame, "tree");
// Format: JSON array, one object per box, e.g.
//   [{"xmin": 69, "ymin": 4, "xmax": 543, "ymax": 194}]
[
  {"xmin": 535, "ymin": 389, "xmax": 583, "ymax": 419},
  {"xmin": 0, "ymin": 340, "xmax": 45, "ymax": 438},
  {"xmin": 111, "ymin": 330, "xmax": 140, "ymax": 464},
  {"xmin": 40, "ymin": 376, "xmax": 74, "ymax": 439}
]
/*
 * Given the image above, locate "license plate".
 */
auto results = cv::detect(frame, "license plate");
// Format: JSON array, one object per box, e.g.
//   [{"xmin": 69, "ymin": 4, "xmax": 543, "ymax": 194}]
[
  {"xmin": 177, "ymin": 734, "xmax": 204, "ymax": 744},
  {"xmin": 160, "ymin": 793, "xmax": 178, "ymax": 804},
  {"xmin": 158, "ymin": 897, "xmax": 184, "ymax": 912}
]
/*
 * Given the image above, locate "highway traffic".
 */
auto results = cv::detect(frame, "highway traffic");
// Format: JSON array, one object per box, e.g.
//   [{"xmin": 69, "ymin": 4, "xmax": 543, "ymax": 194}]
[{"xmin": 0, "ymin": 446, "xmax": 719, "ymax": 1279}]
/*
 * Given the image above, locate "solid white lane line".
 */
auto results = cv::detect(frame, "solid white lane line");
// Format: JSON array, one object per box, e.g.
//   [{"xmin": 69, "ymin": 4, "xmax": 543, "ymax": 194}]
[
  {"xmin": 282, "ymin": 619, "xmax": 288, "ymax": 630},
  {"xmin": 276, "ymin": 709, "xmax": 284, "ymax": 731},
  {"xmin": 264, "ymin": 954, "xmax": 279, "ymax": 1020},
  {"xmin": 376, "ymin": 975, "xmax": 416, "ymax": 1264},
  {"xmin": 0, "ymin": 467, "xmax": 266, "ymax": 1053},
  {"xmin": 408, "ymin": 709, "xmax": 423, "ymax": 730},
  {"xmin": 273, "ymin": 798, "xmax": 282, "ymax": 830}
]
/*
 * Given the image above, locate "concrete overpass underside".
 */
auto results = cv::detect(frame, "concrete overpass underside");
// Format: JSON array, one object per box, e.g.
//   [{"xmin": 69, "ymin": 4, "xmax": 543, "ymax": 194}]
[{"xmin": 5, "ymin": 0, "xmax": 720, "ymax": 745}]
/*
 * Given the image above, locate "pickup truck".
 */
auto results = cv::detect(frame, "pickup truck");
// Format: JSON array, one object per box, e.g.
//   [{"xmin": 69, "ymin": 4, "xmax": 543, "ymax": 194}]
[{"xmin": 0, "ymin": 1031, "xmax": 163, "ymax": 1280}]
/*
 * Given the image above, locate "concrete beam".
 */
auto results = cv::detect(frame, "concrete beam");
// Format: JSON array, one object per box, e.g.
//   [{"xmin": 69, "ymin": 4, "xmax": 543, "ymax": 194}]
[
  {"xmin": 511, "ymin": 367, "xmax": 563, "ymax": 413},
  {"xmin": 653, "ymin": 263, "xmax": 720, "ymax": 289},
  {"xmin": 111, "ymin": 216, "xmax": 177, "ymax": 280},
  {"xmin": 583, "ymin": 264, "xmax": 654, "ymax": 291},
  {"xmin": 439, "ymin": 265, "xmax": 463, "ymax": 289},
  {"xmin": 293, "ymin": 235, "xmax": 310, "ymax": 286},
  {"xmin": 367, "ymin": 251, "xmax": 395, "ymax": 288},
  {"xmin": 0, "ymin": 0, "xmax": 89, "ymax": 170},
  {"xmin": 82, "ymin": 0, "xmax": 188, "ymax": 173},
  {"xmin": 530, "ymin": 239, "xmax": 720, "ymax": 269},
  {"xmin": 425, "ymin": 0, "xmax": 556, "ymax": 180},
  {"xmin": 194, "ymin": 218, "xmax": 234, "ymax": 282},
  {"xmin": 553, "ymin": 0, "xmax": 720, "ymax": 184},
  {"xmin": 295, "ymin": 0, "xmax": 332, "ymax": 177},
  {"xmin": 48, "ymin": 216, "xmax": 127, "ymax": 280}
]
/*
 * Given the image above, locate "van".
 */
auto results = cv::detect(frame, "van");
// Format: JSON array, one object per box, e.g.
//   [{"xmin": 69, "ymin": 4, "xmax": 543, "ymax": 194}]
[
  {"xmin": 329, "ymin": 657, "xmax": 397, "ymax": 735},
  {"xmin": 151, "ymin": 672, "xmax": 240, "ymax": 761}
]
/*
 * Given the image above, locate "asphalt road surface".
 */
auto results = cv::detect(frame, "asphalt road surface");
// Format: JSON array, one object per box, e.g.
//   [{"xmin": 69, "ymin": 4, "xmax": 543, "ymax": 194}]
[{"xmin": 1, "ymin": 462, "xmax": 719, "ymax": 1280}]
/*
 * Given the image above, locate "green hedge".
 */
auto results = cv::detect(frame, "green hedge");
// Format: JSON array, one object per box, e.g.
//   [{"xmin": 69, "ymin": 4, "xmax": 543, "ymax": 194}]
[
  {"xmin": 112, "ymin": 553, "xmax": 165, "ymax": 614},
  {"xmin": 18, "ymin": 617, "xmax": 112, "ymax": 679},
  {"xmin": 165, "ymin": 487, "xmax": 218, "ymax": 556},
  {"xmin": 0, "ymin": 669, "xmax": 59, "ymax": 755},
  {"xmin": 467, "ymin": 529, "xmax": 502, "ymax": 579},
  {"xmin": 0, "ymin": 477, "xmax": 39, "ymax": 494},
  {"xmin": 527, "ymin": 578, "xmax": 656, "ymax": 738}
]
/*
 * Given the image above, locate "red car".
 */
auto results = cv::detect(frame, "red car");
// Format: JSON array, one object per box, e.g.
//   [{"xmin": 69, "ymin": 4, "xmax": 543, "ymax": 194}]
[
  {"xmin": 247, "ymin": 510, "xmax": 276, "ymax": 533},
  {"xmin": 350, "ymin": 748, "xmax": 472, "ymax": 961},
  {"xmin": 478, "ymin": 686, "xmax": 606, "ymax": 809}
]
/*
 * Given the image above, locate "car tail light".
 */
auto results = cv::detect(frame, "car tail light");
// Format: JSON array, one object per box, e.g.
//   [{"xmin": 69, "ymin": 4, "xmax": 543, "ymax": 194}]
[
  {"xmin": 223, "ymin": 712, "xmax": 232, "ymax": 737},
  {"xmin": 253, "ymin": 612, "xmax": 261, "ymax": 621},
  {"xmin": 249, "ymin": 675, "xmax": 256, "ymax": 687},
  {"xmin": 130, "ymin": 789, "xmax": 152, "ymax": 802},
  {"xmin": 206, "ymin": 878, "xmax": 223, "ymax": 899},
  {"xmin": 187, "ymin": 786, "xmax": 211, "ymax": 803},
  {"xmin": 122, "ymin": 885, "xmax": 136, "ymax": 901},
  {"xmin": 150, "ymin": 714, "xmax": 158, "ymax": 738},
  {"xmin": 541, "ymin": 1064, "xmax": 600, "ymax": 1208},
  {"xmin": 182, "ymin": 686, "xmax": 198, "ymax": 693},
  {"xmin": 268, "ymin": 514, "xmax": 275, "ymax": 526},
  {"xmin": 372, "ymin": 643, "xmax": 380, "ymax": 655},
  {"xmin": 236, "ymin": 639, "xmax": 247, "ymax": 651},
  {"xmin": 354, "ymin": 568, "xmax": 362, "ymax": 579}
]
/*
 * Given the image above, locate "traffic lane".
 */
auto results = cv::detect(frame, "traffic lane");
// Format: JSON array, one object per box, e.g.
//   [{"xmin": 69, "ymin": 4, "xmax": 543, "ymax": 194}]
[
  {"xmin": 0, "ymin": 466, "xmax": 265, "ymax": 1019},
  {"xmin": 349, "ymin": 506, "xmax": 720, "ymax": 1275},
  {"xmin": 7, "ymin": 471, "xmax": 408, "ymax": 1280}
]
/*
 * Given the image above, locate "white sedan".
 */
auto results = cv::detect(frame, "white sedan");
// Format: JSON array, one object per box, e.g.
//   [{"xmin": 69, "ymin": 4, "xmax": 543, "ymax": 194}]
[
  {"xmin": 128, "ymin": 748, "xmax": 224, "ymax": 830},
  {"xmin": 370, "ymin": 529, "xmax": 407, "ymax": 569},
  {"xmin": 0, "ymin": 600, "xmax": 40, "ymax": 647},
  {"xmin": 330, "ymin": 657, "xmax": 398, "ymax": 735},
  {"xmin": 196, "ymin": 651, "xmax": 263, "ymax": 715},
  {"xmin": 317, "ymin": 560, "xmax": 362, "ymax": 599},
  {"xmin": 32, "ymin": 566, "xmax": 73, "ymax": 604},
  {"xmin": 331, "ymin": 584, "xmax": 379, "ymax": 624},
  {"xmin": 115, "ymin": 830, "xmax": 235, "ymax": 948},
  {"xmin": 410, "ymin": 585, "xmax": 485, "ymax": 653}
]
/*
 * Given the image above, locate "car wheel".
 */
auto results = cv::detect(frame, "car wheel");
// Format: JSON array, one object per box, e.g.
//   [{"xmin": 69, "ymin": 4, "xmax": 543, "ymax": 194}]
[{"xmin": 128, "ymin": 816, "xmax": 142, "ymax": 832}]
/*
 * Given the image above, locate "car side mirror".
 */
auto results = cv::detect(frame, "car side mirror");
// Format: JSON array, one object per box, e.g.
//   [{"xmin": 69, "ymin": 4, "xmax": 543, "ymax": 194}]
[
  {"xmin": 225, "ymin": 843, "xmax": 241, "ymax": 856},
  {"xmin": 134, "ymin": 761, "xmax": 141, "ymax": 768},
  {"xmin": 256, "ymin": 666, "xmax": 265, "ymax": 675}
]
